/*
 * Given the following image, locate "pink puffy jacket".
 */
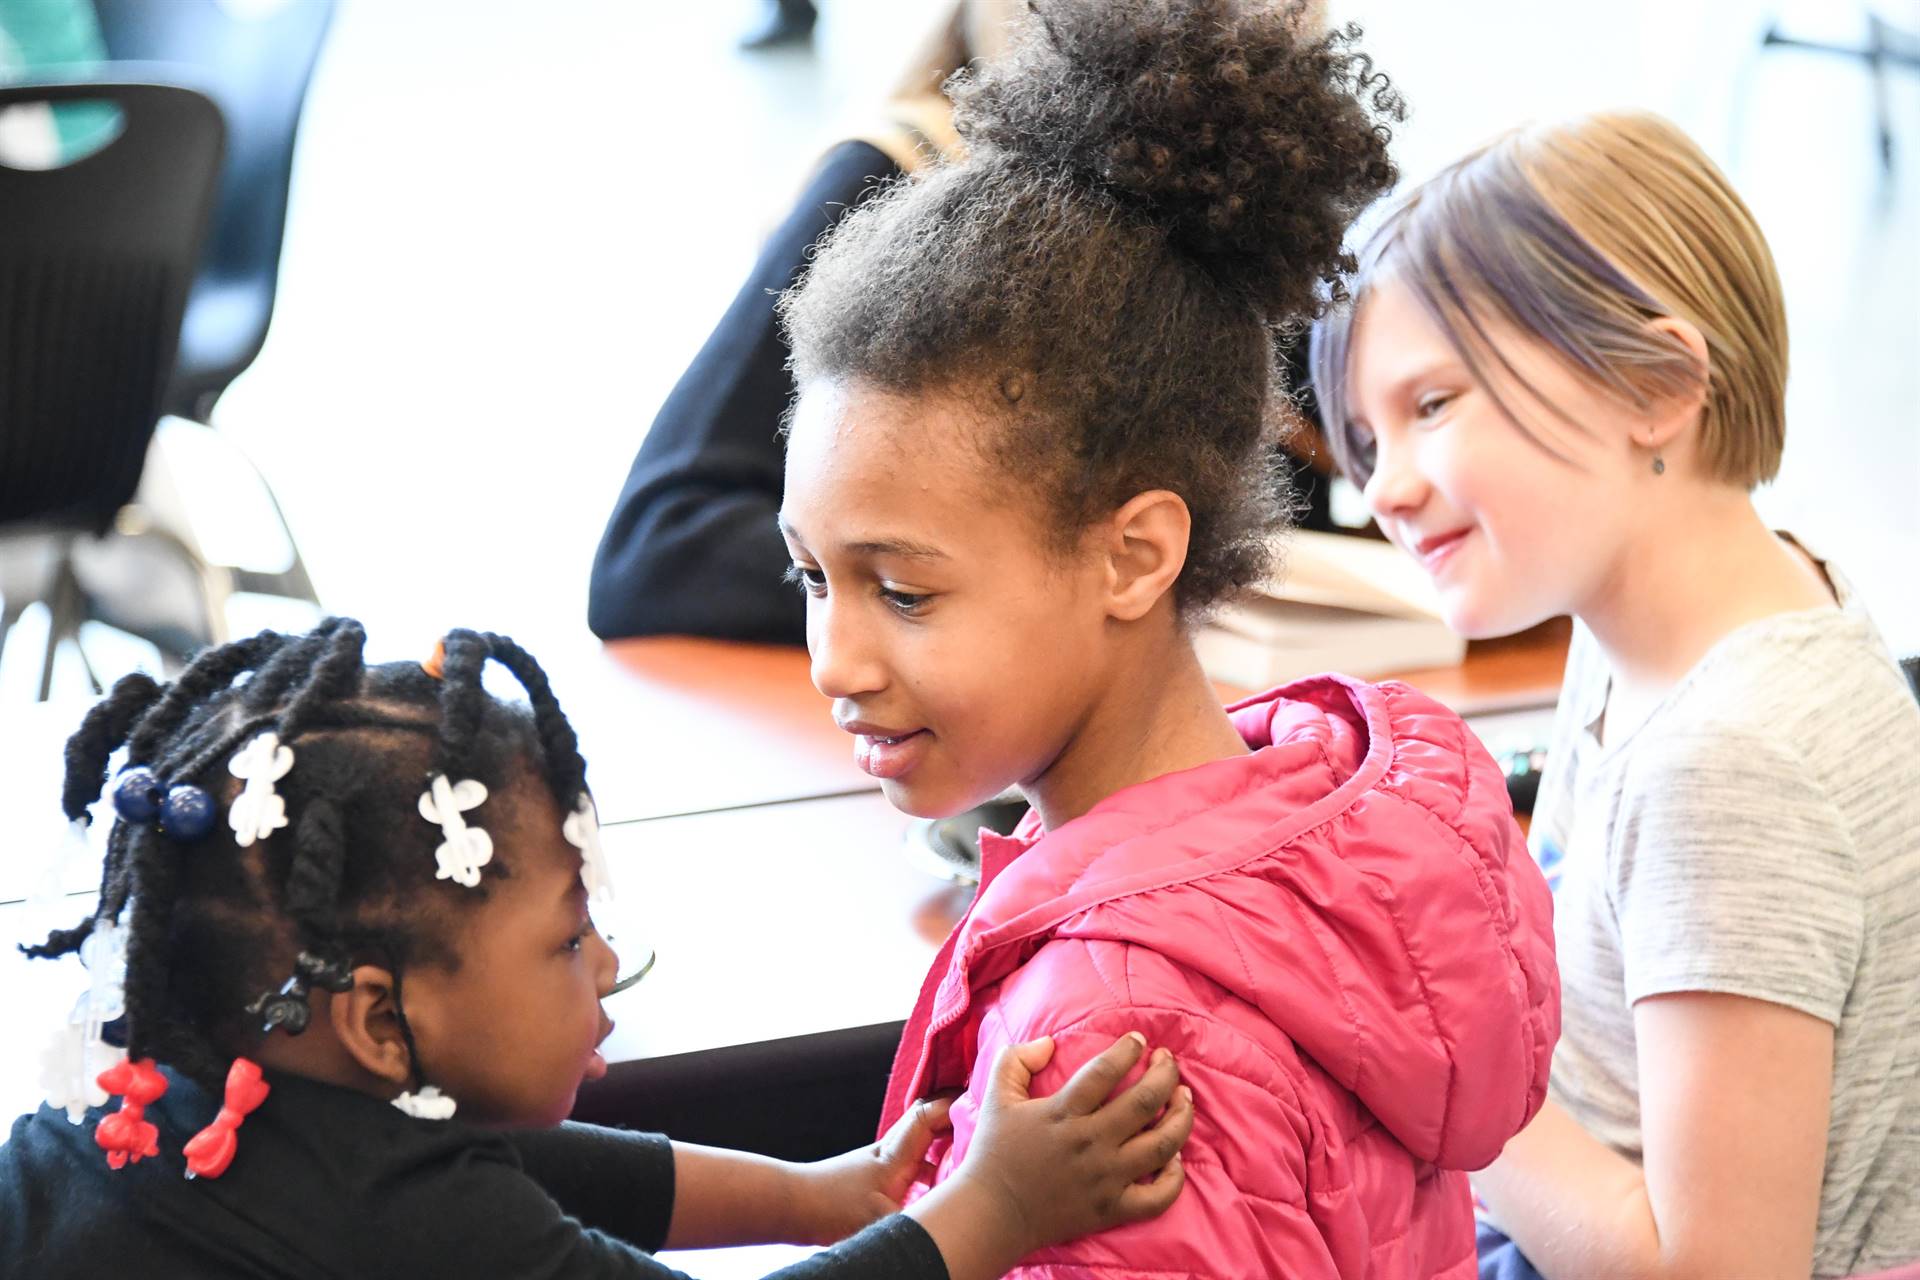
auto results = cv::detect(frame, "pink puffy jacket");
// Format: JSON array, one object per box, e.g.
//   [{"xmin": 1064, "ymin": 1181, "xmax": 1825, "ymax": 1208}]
[{"xmin": 879, "ymin": 676, "xmax": 1559, "ymax": 1279}]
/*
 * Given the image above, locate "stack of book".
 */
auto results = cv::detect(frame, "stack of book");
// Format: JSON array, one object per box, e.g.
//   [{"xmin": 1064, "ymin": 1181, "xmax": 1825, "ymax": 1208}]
[{"xmin": 1195, "ymin": 530, "xmax": 1466, "ymax": 689}]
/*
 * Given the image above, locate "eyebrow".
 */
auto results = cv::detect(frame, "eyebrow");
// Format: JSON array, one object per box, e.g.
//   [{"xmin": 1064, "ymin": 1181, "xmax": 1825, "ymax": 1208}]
[
  {"xmin": 844, "ymin": 538, "xmax": 948, "ymax": 560},
  {"xmin": 777, "ymin": 519, "xmax": 948, "ymax": 561},
  {"xmin": 1354, "ymin": 358, "xmax": 1461, "ymax": 426}
]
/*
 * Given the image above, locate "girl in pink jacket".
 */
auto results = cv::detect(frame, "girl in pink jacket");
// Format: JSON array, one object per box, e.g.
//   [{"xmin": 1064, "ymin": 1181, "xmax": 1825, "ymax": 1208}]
[{"xmin": 773, "ymin": 2, "xmax": 1559, "ymax": 1277}]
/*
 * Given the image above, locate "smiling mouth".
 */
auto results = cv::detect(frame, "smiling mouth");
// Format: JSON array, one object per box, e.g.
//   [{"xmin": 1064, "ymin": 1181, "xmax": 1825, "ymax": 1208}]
[
  {"xmin": 852, "ymin": 729, "xmax": 931, "ymax": 780},
  {"xmin": 836, "ymin": 718, "xmax": 926, "ymax": 742},
  {"xmin": 1411, "ymin": 527, "xmax": 1470, "ymax": 567}
]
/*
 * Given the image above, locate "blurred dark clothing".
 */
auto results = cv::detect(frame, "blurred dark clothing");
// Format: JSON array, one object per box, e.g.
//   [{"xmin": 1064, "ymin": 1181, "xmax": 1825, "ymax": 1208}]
[
  {"xmin": 587, "ymin": 140, "xmax": 1336, "ymax": 647},
  {"xmin": 589, "ymin": 141, "xmax": 898, "ymax": 644}
]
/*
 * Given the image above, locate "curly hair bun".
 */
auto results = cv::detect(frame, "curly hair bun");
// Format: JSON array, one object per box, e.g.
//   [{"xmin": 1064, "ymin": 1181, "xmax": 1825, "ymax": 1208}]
[{"xmin": 954, "ymin": 0, "xmax": 1403, "ymax": 320}]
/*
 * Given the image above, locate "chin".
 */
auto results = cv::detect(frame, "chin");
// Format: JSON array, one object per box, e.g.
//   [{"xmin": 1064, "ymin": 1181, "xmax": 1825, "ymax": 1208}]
[
  {"xmin": 533, "ymin": 1091, "xmax": 578, "ymax": 1129},
  {"xmin": 881, "ymin": 776, "xmax": 990, "ymax": 821},
  {"xmin": 1443, "ymin": 591, "xmax": 1555, "ymax": 642}
]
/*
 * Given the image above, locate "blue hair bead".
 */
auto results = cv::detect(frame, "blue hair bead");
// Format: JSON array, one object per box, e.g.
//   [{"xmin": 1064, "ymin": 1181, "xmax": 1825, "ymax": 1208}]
[
  {"xmin": 160, "ymin": 784, "xmax": 216, "ymax": 841},
  {"xmin": 111, "ymin": 766, "xmax": 164, "ymax": 824}
]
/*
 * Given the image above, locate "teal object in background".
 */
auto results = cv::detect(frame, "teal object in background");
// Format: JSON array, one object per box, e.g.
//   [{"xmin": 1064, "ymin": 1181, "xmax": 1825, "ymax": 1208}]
[{"xmin": 0, "ymin": 0, "xmax": 119, "ymax": 161}]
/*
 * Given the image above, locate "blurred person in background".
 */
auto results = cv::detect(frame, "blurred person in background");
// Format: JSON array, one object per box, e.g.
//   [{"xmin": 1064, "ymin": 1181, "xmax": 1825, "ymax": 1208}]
[
  {"xmin": 592, "ymin": 0, "xmax": 1333, "ymax": 645},
  {"xmin": 591, "ymin": 0, "xmax": 1016, "ymax": 643}
]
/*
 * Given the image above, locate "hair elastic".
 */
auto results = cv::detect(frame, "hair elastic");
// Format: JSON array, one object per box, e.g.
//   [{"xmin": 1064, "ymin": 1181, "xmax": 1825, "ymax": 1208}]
[
  {"xmin": 245, "ymin": 949, "xmax": 355, "ymax": 1036},
  {"xmin": 110, "ymin": 766, "xmax": 217, "ymax": 841}
]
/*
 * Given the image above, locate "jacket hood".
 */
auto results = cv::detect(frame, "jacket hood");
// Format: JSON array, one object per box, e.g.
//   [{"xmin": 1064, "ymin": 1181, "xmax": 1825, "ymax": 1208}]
[{"xmin": 959, "ymin": 676, "xmax": 1557, "ymax": 1170}]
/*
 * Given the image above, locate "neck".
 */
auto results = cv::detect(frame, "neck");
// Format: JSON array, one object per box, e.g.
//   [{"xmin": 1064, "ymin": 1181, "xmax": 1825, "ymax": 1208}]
[
  {"xmin": 1577, "ymin": 480, "xmax": 1832, "ymax": 700},
  {"xmin": 1023, "ymin": 613, "xmax": 1248, "ymax": 830}
]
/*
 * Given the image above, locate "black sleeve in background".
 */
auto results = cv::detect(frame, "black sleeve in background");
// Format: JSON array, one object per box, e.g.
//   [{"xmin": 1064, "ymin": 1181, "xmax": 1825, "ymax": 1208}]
[{"xmin": 588, "ymin": 140, "xmax": 904, "ymax": 645}]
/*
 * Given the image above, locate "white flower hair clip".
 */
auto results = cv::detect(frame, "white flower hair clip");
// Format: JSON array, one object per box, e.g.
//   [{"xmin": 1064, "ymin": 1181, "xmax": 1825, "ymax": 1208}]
[
  {"xmin": 391, "ymin": 1085, "xmax": 457, "ymax": 1121},
  {"xmin": 563, "ymin": 792, "xmax": 614, "ymax": 903},
  {"xmin": 419, "ymin": 775, "xmax": 492, "ymax": 888},
  {"xmin": 228, "ymin": 733, "xmax": 294, "ymax": 847}
]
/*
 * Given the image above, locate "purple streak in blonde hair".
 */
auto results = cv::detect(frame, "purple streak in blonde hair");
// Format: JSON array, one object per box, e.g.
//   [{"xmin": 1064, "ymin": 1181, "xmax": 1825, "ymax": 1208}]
[{"xmin": 1310, "ymin": 131, "xmax": 1708, "ymax": 486}]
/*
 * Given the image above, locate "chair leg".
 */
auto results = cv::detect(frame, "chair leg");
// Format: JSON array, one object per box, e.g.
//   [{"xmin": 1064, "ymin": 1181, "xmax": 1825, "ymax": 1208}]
[
  {"xmin": 147, "ymin": 415, "xmax": 322, "ymax": 608},
  {"xmin": 0, "ymin": 598, "xmax": 18, "ymax": 672},
  {"xmin": 125, "ymin": 520, "xmax": 235, "ymax": 655},
  {"xmin": 228, "ymin": 455, "xmax": 320, "ymax": 606},
  {"xmin": 1762, "ymin": 14, "xmax": 1916, "ymax": 172},
  {"xmin": 38, "ymin": 550, "xmax": 92, "ymax": 700},
  {"xmin": 36, "ymin": 627, "xmax": 58, "ymax": 701},
  {"xmin": 1870, "ymin": 15, "xmax": 1895, "ymax": 172}
]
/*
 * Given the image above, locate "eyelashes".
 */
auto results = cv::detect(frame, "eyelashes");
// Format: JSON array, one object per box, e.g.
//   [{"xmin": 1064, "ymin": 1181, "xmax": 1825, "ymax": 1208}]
[{"xmin": 785, "ymin": 564, "xmax": 930, "ymax": 616}]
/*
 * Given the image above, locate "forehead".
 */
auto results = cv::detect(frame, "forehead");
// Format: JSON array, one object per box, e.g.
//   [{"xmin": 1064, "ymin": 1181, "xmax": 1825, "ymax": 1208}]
[
  {"xmin": 475, "ymin": 775, "xmax": 582, "ymax": 906},
  {"xmin": 448, "ymin": 859, "xmax": 579, "ymax": 976},
  {"xmin": 1349, "ymin": 279, "xmax": 1455, "ymax": 388},
  {"xmin": 781, "ymin": 380, "xmax": 1008, "ymax": 544}
]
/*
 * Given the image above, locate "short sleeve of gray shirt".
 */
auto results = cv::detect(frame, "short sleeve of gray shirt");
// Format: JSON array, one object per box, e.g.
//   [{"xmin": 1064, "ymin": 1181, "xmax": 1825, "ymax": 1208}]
[
  {"xmin": 1611, "ymin": 725, "xmax": 1864, "ymax": 1018},
  {"xmin": 1528, "ymin": 556, "xmax": 1920, "ymax": 1278}
]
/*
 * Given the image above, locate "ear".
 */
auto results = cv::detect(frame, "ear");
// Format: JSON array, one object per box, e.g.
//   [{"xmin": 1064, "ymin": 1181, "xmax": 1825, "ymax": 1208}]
[
  {"xmin": 1638, "ymin": 316, "xmax": 1712, "ymax": 453},
  {"xmin": 1099, "ymin": 490, "xmax": 1191, "ymax": 623},
  {"xmin": 325, "ymin": 965, "xmax": 414, "ymax": 1088}
]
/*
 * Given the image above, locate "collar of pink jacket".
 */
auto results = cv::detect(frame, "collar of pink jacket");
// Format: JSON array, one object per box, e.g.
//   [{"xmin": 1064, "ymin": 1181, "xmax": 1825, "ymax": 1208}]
[{"xmin": 881, "ymin": 673, "xmax": 1559, "ymax": 1173}]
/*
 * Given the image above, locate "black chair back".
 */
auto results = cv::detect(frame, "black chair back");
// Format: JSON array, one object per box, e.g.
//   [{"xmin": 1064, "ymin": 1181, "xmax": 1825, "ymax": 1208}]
[
  {"xmin": 92, "ymin": 0, "xmax": 335, "ymax": 420},
  {"xmin": 0, "ymin": 81, "xmax": 224, "ymax": 532}
]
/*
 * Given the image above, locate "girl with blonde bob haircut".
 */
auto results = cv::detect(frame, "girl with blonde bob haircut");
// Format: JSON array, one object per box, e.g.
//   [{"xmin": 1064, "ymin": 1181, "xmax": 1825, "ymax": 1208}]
[{"xmin": 1314, "ymin": 111, "xmax": 1920, "ymax": 1280}]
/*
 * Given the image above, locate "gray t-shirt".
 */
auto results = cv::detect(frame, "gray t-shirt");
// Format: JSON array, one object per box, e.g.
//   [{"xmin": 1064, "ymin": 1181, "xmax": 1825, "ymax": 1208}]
[{"xmin": 1529, "ymin": 557, "xmax": 1920, "ymax": 1278}]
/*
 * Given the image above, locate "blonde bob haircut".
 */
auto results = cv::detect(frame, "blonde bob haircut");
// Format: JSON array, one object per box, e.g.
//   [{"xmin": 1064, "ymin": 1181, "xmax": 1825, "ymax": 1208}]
[{"xmin": 1312, "ymin": 110, "xmax": 1789, "ymax": 490}]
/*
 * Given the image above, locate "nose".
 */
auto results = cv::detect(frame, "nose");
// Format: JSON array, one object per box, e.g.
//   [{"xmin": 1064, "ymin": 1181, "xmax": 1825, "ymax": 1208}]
[
  {"xmin": 807, "ymin": 594, "xmax": 886, "ymax": 701},
  {"xmin": 1362, "ymin": 429, "xmax": 1428, "ymax": 524},
  {"xmin": 590, "ymin": 927, "xmax": 619, "ymax": 998}
]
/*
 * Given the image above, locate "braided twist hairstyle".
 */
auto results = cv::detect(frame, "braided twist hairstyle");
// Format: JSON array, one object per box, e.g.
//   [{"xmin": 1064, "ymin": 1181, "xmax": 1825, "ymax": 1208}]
[{"xmin": 24, "ymin": 619, "xmax": 591, "ymax": 1089}]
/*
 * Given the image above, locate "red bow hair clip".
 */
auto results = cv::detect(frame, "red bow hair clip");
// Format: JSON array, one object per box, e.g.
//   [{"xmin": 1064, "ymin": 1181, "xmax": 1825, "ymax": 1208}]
[
  {"xmin": 95, "ymin": 1058, "xmax": 168, "ymax": 1169},
  {"xmin": 182, "ymin": 1058, "xmax": 271, "ymax": 1180}
]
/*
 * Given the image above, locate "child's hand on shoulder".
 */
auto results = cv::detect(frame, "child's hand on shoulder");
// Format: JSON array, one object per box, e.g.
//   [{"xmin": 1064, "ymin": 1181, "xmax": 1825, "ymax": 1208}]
[
  {"xmin": 786, "ymin": 1094, "xmax": 956, "ymax": 1245},
  {"xmin": 910, "ymin": 1032, "xmax": 1196, "ymax": 1280},
  {"xmin": 778, "ymin": 1032, "xmax": 1194, "ymax": 1276}
]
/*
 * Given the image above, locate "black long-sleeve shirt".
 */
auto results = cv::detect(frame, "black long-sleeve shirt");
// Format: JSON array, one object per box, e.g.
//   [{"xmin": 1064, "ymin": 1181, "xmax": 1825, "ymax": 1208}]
[
  {"xmin": 0, "ymin": 1067, "xmax": 945, "ymax": 1279},
  {"xmin": 588, "ymin": 141, "xmax": 901, "ymax": 645}
]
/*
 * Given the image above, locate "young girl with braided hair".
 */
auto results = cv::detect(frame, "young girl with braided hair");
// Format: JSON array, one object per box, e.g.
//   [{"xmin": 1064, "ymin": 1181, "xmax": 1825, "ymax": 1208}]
[
  {"xmin": 774, "ymin": 1, "xmax": 1558, "ymax": 1275},
  {"xmin": 0, "ymin": 618, "xmax": 1195, "ymax": 1280}
]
